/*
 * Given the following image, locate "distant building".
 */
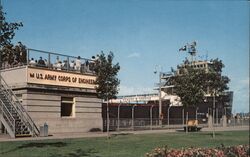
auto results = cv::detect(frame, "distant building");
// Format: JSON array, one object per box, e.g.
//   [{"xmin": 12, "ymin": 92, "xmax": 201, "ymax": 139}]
[{"xmin": 105, "ymin": 59, "xmax": 233, "ymax": 131}]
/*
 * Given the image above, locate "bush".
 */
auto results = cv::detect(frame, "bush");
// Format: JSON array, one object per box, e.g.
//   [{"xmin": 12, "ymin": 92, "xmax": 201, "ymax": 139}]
[
  {"xmin": 145, "ymin": 145, "xmax": 249, "ymax": 157},
  {"xmin": 89, "ymin": 128, "xmax": 102, "ymax": 132}
]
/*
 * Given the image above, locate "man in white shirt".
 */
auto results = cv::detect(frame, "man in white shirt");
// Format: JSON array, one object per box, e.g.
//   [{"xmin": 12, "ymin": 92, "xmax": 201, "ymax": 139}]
[
  {"xmin": 75, "ymin": 56, "xmax": 81, "ymax": 71},
  {"xmin": 29, "ymin": 58, "xmax": 36, "ymax": 66}
]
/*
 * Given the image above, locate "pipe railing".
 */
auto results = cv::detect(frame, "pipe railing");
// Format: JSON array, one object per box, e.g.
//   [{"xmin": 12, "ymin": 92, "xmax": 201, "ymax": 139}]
[
  {"xmin": 27, "ymin": 49, "xmax": 95, "ymax": 74},
  {"xmin": 0, "ymin": 99, "xmax": 15, "ymax": 133},
  {"xmin": 0, "ymin": 75, "xmax": 39, "ymax": 136}
]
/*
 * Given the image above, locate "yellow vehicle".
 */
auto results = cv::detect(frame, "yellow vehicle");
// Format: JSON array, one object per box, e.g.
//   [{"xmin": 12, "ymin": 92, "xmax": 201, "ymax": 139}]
[{"xmin": 184, "ymin": 120, "xmax": 202, "ymax": 132}]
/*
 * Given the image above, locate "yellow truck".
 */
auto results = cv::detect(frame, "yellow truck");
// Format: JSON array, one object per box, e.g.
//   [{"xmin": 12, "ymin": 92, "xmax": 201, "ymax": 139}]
[{"xmin": 184, "ymin": 120, "xmax": 202, "ymax": 132}]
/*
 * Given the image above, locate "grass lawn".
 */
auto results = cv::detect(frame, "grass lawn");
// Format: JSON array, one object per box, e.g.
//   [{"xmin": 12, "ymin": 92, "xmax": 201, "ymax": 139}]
[{"xmin": 0, "ymin": 130, "xmax": 249, "ymax": 157}]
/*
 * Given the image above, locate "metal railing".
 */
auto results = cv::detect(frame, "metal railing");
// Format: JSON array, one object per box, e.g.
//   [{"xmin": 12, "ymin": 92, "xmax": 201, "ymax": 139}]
[
  {"xmin": 27, "ymin": 49, "xmax": 95, "ymax": 74},
  {"xmin": 0, "ymin": 99, "xmax": 15, "ymax": 134},
  {"xmin": 0, "ymin": 75, "xmax": 39, "ymax": 136},
  {"xmin": 0, "ymin": 48, "xmax": 96, "ymax": 74}
]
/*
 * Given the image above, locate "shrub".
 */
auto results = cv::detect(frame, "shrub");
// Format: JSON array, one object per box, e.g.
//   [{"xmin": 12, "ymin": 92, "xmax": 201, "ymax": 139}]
[
  {"xmin": 89, "ymin": 128, "xmax": 102, "ymax": 132},
  {"xmin": 145, "ymin": 145, "xmax": 249, "ymax": 157}
]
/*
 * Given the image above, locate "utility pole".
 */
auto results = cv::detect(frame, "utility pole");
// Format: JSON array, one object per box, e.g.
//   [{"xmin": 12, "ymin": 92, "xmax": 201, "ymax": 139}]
[
  {"xmin": 154, "ymin": 65, "xmax": 163, "ymax": 127},
  {"xmin": 159, "ymin": 72, "xmax": 162, "ymax": 126},
  {"xmin": 212, "ymin": 90, "xmax": 216, "ymax": 138},
  {"xmin": 106, "ymin": 98, "xmax": 110, "ymax": 138}
]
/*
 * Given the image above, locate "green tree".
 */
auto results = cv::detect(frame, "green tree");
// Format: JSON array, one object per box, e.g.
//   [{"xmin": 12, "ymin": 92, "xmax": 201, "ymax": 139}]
[
  {"xmin": 206, "ymin": 58, "xmax": 230, "ymax": 94},
  {"xmin": 93, "ymin": 51, "xmax": 120, "ymax": 100},
  {"xmin": 173, "ymin": 67, "xmax": 206, "ymax": 132},
  {"xmin": 174, "ymin": 67, "xmax": 206, "ymax": 109},
  {"xmin": 173, "ymin": 59, "xmax": 230, "ymax": 134},
  {"xmin": 93, "ymin": 51, "xmax": 120, "ymax": 136},
  {"xmin": 0, "ymin": 4, "xmax": 23, "ymax": 47},
  {"xmin": 0, "ymin": 3, "xmax": 24, "ymax": 68},
  {"xmin": 206, "ymin": 58, "xmax": 230, "ymax": 138}
]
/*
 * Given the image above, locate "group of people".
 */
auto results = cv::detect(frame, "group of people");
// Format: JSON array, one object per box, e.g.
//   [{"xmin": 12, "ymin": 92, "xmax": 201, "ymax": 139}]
[
  {"xmin": 0, "ymin": 42, "xmax": 27, "ymax": 68},
  {"xmin": 0, "ymin": 43, "xmax": 99, "ymax": 74},
  {"xmin": 29, "ymin": 55, "xmax": 97, "ymax": 73}
]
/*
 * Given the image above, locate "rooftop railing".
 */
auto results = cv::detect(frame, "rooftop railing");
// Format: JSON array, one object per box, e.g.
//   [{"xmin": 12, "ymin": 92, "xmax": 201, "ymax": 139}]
[{"xmin": 1, "ymin": 48, "xmax": 96, "ymax": 75}]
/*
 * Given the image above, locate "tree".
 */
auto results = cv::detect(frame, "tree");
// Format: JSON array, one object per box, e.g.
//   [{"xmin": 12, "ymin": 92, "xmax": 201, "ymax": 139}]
[
  {"xmin": 93, "ymin": 51, "xmax": 120, "ymax": 136},
  {"xmin": 93, "ymin": 51, "xmax": 120, "ymax": 100},
  {"xmin": 0, "ymin": 4, "xmax": 23, "ymax": 47},
  {"xmin": 206, "ymin": 58, "xmax": 230, "ymax": 138},
  {"xmin": 173, "ymin": 67, "xmax": 206, "ymax": 132},
  {"xmin": 173, "ymin": 59, "xmax": 230, "ymax": 134},
  {"xmin": 206, "ymin": 58, "xmax": 230, "ymax": 94},
  {"xmin": 0, "ymin": 3, "xmax": 24, "ymax": 68}
]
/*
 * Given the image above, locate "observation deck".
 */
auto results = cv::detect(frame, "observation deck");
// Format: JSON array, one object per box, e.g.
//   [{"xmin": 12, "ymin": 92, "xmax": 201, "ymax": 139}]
[{"xmin": 0, "ymin": 49, "xmax": 97, "ymax": 92}]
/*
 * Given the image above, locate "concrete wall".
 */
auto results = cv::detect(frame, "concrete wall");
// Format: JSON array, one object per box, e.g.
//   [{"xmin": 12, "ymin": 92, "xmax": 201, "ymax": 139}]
[
  {"xmin": 1, "ymin": 66, "xmax": 27, "ymax": 87},
  {"xmin": 22, "ymin": 93, "xmax": 102, "ymax": 134}
]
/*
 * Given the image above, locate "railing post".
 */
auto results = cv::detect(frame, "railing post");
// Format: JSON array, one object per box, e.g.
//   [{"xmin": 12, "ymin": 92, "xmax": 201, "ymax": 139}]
[
  {"xmin": 27, "ymin": 49, "xmax": 30, "ymax": 65},
  {"xmin": 48, "ymin": 53, "xmax": 51, "ymax": 68},
  {"xmin": 67, "ymin": 56, "xmax": 69, "ymax": 71},
  {"xmin": 13, "ymin": 119, "xmax": 15, "ymax": 137},
  {"xmin": 32, "ymin": 123, "xmax": 34, "ymax": 137}
]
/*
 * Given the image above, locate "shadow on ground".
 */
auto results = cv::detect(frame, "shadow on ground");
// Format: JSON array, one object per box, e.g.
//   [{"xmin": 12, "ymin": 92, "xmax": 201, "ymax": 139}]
[
  {"xmin": 0, "ymin": 142, "xmax": 67, "ymax": 155},
  {"xmin": 49, "ymin": 148, "xmax": 100, "ymax": 157}
]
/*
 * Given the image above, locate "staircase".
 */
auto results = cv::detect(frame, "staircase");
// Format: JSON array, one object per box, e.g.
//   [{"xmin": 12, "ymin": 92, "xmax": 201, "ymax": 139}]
[{"xmin": 0, "ymin": 75, "xmax": 39, "ymax": 138}]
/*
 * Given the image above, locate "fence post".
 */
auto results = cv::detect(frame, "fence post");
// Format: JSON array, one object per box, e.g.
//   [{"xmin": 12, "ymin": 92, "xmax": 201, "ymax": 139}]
[
  {"xmin": 117, "ymin": 101, "xmax": 121, "ymax": 131},
  {"xmin": 182, "ymin": 108, "xmax": 184, "ymax": 126},
  {"xmin": 186, "ymin": 111, "xmax": 188, "ymax": 133},
  {"xmin": 132, "ymin": 105, "xmax": 136, "ymax": 131},
  {"xmin": 150, "ymin": 105, "xmax": 154, "ymax": 130},
  {"xmin": 216, "ymin": 108, "xmax": 218, "ymax": 125},
  {"xmin": 168, "ymin": 105, "xmax": 172, "ymax": 128},
  {"xmin": 195, "ymin": 107, "xmax": 198, "ymax": 120}
]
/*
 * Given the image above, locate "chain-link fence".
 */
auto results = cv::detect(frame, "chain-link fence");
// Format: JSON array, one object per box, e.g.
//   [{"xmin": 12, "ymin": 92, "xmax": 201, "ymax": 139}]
[
  {"xmin": 104, "ymin": 117, "xmax": 249, "ymax": 131},
  {"xmin": 227, "ymin": 118, "xmax": 249, "ymax": 127}
]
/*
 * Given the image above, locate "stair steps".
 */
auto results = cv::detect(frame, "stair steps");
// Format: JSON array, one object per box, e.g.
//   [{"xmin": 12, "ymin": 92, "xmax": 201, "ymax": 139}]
[{"xmin": 0, "ymin": 75, "xmax": 39, "ymax": 138}]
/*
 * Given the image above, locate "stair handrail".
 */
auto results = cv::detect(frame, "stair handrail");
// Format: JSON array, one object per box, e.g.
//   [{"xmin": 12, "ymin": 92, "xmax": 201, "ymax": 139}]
[
  {"xmin": 0, "ymin": 75, "xmax": 39, "ymax": 136},
  {"xmin": 0, "ymin": 99, "xmax": 15, "ymax": 133},
  {"xmin": 0, "ymin": 82, "xmax": 39, "ymax": 136}
]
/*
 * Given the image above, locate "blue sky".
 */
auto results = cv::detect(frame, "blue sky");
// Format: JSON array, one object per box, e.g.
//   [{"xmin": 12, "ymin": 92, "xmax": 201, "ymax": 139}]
[{"xmin": 3, "ymin": 0, "xmax": 249, "ymax": 113}]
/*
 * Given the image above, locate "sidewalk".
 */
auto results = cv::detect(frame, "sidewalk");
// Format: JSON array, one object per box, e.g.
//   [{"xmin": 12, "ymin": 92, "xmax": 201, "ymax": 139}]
[{"xmin": 0, "ymin": 126, "xmax": 248, "ymax": 142}]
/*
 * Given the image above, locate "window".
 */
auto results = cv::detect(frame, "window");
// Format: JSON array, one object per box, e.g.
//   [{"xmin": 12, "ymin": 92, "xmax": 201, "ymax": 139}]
[
  {"xmin": 15, "ymin": 94, "xmax": 23, "ymax": 103},
  {"xmin": 61, "ymin": 97, "xmax": 75, "ymax": 117}
]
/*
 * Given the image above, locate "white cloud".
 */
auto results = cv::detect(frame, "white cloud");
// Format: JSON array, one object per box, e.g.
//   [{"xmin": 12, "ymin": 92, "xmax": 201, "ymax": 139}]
[
  {"xmin": 118, "ymin": 85, "xmax": 155, "ymax": 96},
  {"xmin": 127, "ymin": 53, "xmax": 141, "ymax": 58}
]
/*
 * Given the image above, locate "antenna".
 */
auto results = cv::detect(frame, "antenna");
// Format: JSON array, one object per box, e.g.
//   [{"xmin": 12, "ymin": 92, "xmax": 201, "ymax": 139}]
[
  {"xmin": 179, "ymin": 41, "xmax": 198, "ymax": 62},
  {"xmin": 205, "ymin": 51, "xmax": 208, "ymax": 61},
  {"xmin": 187, "ymin": 41, "xmax": 197, "ymax": 62}
]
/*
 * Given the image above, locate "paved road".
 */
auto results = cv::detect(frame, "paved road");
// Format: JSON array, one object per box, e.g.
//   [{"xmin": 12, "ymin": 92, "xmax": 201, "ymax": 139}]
[{"xmin": 0, "ymin": 126, "xmax": 248, "ymax": 142}]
